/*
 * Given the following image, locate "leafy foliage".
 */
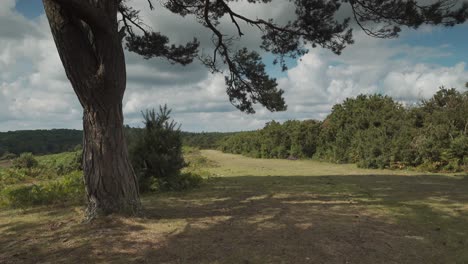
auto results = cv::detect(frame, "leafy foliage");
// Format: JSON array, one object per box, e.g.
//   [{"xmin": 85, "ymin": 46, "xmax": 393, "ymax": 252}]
[
  {"xmin": 128, "ymin": 105, "xmax": 189, "ymax": 192},
  {"xmin": 316, "ymin": 94, "xmax": 407, "ymax": 168},
  {"xmin": 220, "ymin": 120, "xmax": 321, "ymax": 159},
  {"xmin": 221, "ymin": 87, "xmax": 468, "ymax": 172},
  {"xmin": 2, "ymin": 171, "xmax": 85, "ymax": 208},
  {"xmin": 13, "ymin": 153, "xmax": 39, "ymax": 169}
]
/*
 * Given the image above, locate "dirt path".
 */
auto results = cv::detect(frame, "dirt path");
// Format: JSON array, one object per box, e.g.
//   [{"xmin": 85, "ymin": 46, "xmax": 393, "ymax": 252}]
[{"xmin": 0, "ymin": 160, "xmax": 12, "ymax": 168}]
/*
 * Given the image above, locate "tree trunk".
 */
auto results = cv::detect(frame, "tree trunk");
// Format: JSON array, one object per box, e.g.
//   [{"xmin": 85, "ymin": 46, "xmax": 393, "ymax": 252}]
[
  {"xmin": 42, "ymin": 0, "xmax": 141, "ymax": 218},
  {"xmin": 83, "ymin": 103, "xmax": 140, "ymax": 217}
]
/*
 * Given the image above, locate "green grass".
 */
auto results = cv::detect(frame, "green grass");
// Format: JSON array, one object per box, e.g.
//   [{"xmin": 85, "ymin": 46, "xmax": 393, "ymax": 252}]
[
  {"xmin": 35, "ymin": 151, "xmax": 79, "ymax": 168},
  {"xmin": 1, "ymin": 150, "xmax": 468, "ymax": 263}
]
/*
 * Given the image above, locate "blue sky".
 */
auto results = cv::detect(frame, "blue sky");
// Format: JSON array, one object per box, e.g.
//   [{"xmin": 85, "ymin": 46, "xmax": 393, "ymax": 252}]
[
  {"xmin": 0, "ymin": 0, "xmax": 467, "ymax": 132},
  {"xmin": 402, "ymin": 24, "xmax": 468, "ymax": 66},
  {"xmin": 15, "ymin": 0, "xmax": 43, "ymax": 18}
]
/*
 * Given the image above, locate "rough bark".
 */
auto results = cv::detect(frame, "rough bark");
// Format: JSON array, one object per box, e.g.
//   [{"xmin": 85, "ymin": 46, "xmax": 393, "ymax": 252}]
[
  {"xmin": 83, "ymin": 104, "xmax": 140, "ymax": 217},
  {"xmin": 43, "ymin": 0, "xmax": 141, "ymax": 218}
]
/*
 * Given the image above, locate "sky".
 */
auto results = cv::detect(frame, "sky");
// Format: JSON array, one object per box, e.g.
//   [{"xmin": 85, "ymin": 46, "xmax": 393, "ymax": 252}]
[{"xmin": 0, "ymin": 0, "xmax": 467, "ymax": 132}]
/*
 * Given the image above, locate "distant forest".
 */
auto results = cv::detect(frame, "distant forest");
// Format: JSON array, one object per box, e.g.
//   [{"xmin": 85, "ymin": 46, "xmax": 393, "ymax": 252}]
[
  {"xmin": 0, "ymin": 128, "xmax": 233, "ymax": 157},
  {"xmin": 1, "ymin": 87, "xmax": 467, "ymax": 172},
  {"xmin": 0, "ymin": 129, "xmax": 82, "ymax": 156}
]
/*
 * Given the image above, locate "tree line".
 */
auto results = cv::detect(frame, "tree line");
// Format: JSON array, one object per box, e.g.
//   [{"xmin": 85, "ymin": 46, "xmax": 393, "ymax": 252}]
[
  {"xmin": 0, "ymin": 128, "xmax": 230, "ymax": 159},
  {"xmin": 220, "ymin": 87, "xmax": 468, "ymax": 172},
  {"xmin": 0, "ymin": 129, "xmax": 82, "ymax": 158}
]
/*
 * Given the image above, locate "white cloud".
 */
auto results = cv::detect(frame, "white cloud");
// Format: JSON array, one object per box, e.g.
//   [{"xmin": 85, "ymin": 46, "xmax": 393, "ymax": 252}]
[
  {"xmin": 0, "ymin": 1, "xmax": 467, "ymax": 132},
  {"xmin": 278, "ymin": 33, "xmax": 468, "ymax": 121}
]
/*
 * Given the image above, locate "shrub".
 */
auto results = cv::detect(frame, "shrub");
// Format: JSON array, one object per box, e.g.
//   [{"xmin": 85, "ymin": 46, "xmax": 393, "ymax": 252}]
[
  {"xmin": 1, "ymin": 171, "xmax": 85, "ymax": 208},
  {"xmin": 13, "ymin": 153, "xmax": 38, "ymax": 169},
  {"xmin": 129, "ymin": 105, "xmax": 189, "ymax": 192},
  {"xmin": 0, "ymin": 169, "xmax": 27, "ymax": 185},
  {"xmin": 54, "ymin": 149, "xmax": 83, "ymax": 175},
  {"xmin": 447, "ymin": 135, "xmax": 468, "ymax": 171}
]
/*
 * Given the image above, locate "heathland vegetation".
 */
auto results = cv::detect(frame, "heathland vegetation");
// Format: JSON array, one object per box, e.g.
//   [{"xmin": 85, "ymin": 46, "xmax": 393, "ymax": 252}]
[
  {"xmin": 220, "ymin": 87, "xmax": 468, "ymax": 172},
  {"xmin": 0, "ymin": 106, "xmax": 202, "ymax": 208}
]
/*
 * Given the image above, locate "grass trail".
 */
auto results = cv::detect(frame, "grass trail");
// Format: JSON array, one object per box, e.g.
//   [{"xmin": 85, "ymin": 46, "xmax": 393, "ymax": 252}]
[
  {"xmin": 200, "ymin": 150, "xmax": 446, "ymax": 177},
  {"xmin": 1, "ymin": 150, "xmax": 468, "ymax": 263}
]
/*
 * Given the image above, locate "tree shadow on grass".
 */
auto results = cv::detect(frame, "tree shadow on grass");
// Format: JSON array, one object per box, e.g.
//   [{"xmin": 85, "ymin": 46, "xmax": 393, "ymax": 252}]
[{"xmin": 1, "ymin": 174, "xmax": 468, "ymax": 263}]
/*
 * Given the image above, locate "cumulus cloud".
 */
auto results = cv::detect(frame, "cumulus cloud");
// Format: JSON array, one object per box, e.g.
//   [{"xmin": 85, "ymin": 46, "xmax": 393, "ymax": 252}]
[
  {"xmin": 0, "ymin": 1, "xmax": 466, "ymax": 132},
  {"xmin": 278, "ymin": 32, "xmax": 468, "ymax": 121}
]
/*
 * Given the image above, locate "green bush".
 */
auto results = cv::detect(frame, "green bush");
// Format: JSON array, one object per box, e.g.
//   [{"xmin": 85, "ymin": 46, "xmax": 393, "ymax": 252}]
[
  {"xmin": 0, "ymin": 167, "xmax": 52, "ymax": 187},
  {"xmin": 0, "ymin": 169, "xmax": 27, "ymax": 185},
  {"xmin": 220, "ymin": 120, "xmax": 321, "ymax": 159},
  {"xmin": 129, "ymin": 105, "xmax": 192, "ymax": 192},
  {"xmin": 13, "ymin": 153, "xmax": 38, "ymax": 169},
  {"xmin": 1, "ymin": 171, "xmax": 85, "ymax": 208},
  {"xmin": 54, "ymin": 149, "xmax": 83, "ymax": 175}
]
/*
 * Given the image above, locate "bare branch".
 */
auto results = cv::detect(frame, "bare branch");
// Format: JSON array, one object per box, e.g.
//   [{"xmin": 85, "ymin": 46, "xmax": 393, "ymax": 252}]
[{"xmin": 147, "ymin": 0, "xmax": 154, "ymax": 10}]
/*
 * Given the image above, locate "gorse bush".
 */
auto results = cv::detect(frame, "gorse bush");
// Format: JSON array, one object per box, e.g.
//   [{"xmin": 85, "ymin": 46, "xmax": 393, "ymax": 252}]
[
  {"xmin": 13, "ymin": 153, "xmax": 38, "ymax": 169},
  {"xmin": 1, "ymin": 171, "xmax": 85, "ymax": 208},
  {"xmin": 317, "ymin": 94, "xmax": 408, "ymax": 168},
  {"xmin": 129, "ymin": 105, "xmax": 191, "ymax": 192},
  {"xmin": 54, "ymin": 149, "xmax": 83, "ymax": 175}
]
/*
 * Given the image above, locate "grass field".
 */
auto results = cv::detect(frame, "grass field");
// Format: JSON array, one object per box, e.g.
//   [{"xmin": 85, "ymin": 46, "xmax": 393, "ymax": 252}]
[{"xmin": 1, "ymin": 150, "xmax": 468, "ymax": 263}]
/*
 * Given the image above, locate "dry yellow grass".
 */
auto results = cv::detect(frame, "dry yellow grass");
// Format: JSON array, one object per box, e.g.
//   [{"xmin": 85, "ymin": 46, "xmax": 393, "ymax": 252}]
[{"xmin": 1, "ymin": 150, "xmax": 468, "ymax": 263}]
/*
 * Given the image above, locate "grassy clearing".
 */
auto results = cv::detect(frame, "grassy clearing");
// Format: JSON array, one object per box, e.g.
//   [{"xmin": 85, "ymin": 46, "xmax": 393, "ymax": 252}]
[
  {"xmin": 1, "ymin": 150, "xmax": 468, "ymax": 263},
  {"xmin": 35, "ymin": 151, "xmax": 79, "ymax": 167},
  {"xmin": 200, "ymin": 150, "xmax": 448, "ymax": 177}
]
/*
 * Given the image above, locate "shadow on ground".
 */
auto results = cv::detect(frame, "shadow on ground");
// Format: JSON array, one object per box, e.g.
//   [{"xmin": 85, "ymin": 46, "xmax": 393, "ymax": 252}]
[{"xmin": 1, "ymin": 174, "xmax": 468, "ymax": 263}]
